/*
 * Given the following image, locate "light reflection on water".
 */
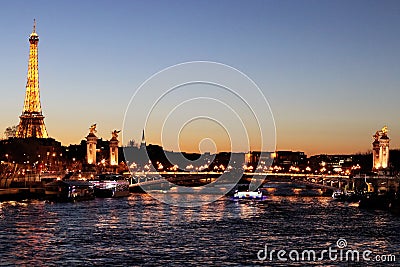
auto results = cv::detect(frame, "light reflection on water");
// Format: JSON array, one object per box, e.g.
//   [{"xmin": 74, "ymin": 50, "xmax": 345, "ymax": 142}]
[{"xmin": 0, "ymin": 194, "xmax": 399, "ymax": 266}]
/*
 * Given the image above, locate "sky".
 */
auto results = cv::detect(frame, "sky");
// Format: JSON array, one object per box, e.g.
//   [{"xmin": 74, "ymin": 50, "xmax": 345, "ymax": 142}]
[{"xmin": 0, "ymin": 0, "xmax": 399, "ymax": 156}]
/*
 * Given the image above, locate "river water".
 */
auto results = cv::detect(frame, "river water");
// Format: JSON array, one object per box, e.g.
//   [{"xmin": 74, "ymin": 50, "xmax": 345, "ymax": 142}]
[{"xmin": 0, "ymin": 192, "xmax": 399, "ymax": 266}]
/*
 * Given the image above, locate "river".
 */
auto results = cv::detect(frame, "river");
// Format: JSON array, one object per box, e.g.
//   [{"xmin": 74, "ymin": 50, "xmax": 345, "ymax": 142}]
[{"xmin": 0, "ymin": 192, "xmax": 399, "ymax": 266}]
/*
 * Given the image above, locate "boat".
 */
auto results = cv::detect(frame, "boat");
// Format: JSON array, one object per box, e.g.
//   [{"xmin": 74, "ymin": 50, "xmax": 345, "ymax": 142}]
[
  {"xmin": 92, "ymin": 174, "xmax": 130, "ymax": 198},
  {"xmin": 44, "ymin": 180, "xmax": 95, "ymax": 202},
  {"xmin": 359, "ymin": 192, "xmax": 390, "ymax": 210},
  {"xmin": 231, "ymin": 189, "xmax": 266, "ymax": 200},
  {"xmin": 388, "ymin": 196, "xmax": 400, "ymax": 215},
  {"xmin": 332, "ymin": 190, "xmax": 344, "ymax": 200},
  {"xmin": 332, "ymin": 190, "xmax": 359, "ymax": 202}
]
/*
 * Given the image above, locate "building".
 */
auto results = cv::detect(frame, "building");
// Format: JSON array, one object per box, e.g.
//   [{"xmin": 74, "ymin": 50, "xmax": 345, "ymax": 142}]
[
  {"xmin": 245, "ymin": 151, "xmax": 274, "ymax": 172},
  {"xmin": 272, "ymin": 151, "xmax": 307, "ymax": 171},
  {"xmin": 0, "ymin": 138, "xmax": 63, "ymax": 171}
]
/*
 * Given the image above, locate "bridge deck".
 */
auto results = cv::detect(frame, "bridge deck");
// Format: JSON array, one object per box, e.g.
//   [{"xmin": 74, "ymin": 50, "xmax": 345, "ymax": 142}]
[{"xmin": 129, "ymin": 172, "xmax": 352, "ymax": 189}]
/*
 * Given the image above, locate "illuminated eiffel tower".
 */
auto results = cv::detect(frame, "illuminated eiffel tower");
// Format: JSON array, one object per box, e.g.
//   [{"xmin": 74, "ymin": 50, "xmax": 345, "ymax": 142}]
[{"xmin": 16, "ymin": 20, "xmax": 48, "ymax": 138}]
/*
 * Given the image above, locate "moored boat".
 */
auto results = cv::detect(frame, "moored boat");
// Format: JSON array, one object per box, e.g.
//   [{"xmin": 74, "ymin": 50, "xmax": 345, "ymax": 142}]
[
  {"xmin": 44, "ymin": 180, "xmax": 95, "ymax": 202},
  {"xmin": 388, "ymin": 196, "xmax": 400, "ymax": 215},
  {"xmin": 92, "ymin": 174, "xmax": 130, "ymax": 198},
  {"xmin": 332, "ymin": 190, "xmax": 343, "ymax": 200},
  {"xmin": 231, "ymin": 189, "xmax": 266, "ymax": 200},
  {"xmin": 358, "ymin": 192, "xmax": 390, "ymax": 210},
  {"xmin": 332, "ymin": 190, "xmax": 360, "ymax": 202}
]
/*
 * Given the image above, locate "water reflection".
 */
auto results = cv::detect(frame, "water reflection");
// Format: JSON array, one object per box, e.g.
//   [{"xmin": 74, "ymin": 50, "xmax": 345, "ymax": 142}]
[{"xmin": 0, "ymin": 195, "xmax": 398, "ymax": 265}]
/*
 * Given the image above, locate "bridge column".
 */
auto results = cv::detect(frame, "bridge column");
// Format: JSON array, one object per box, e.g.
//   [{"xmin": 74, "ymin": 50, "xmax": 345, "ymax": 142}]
[{"xmin": 338, "ymin": 180, "xmax": 342, "ymax": 189}]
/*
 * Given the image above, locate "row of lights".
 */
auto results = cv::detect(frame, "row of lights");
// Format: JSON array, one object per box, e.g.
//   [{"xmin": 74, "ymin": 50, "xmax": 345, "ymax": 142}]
[{"xmin": 126, "ymin": 161, "xmax": 361, "ymax": 175}]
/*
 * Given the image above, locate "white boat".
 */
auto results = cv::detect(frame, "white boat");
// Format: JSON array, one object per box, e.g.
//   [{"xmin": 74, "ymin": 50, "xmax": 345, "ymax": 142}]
[
  {"xmin": 92, "ymin": 174, "xmax": 130, "ymax": 198},
  {"xmin": 332, "ymin": 190, "xmax": 359, "ymax": 202},
  {"xmin": 332, "ymin": 190, "xmax": 343, "ymax": 200},
  {"xmin": 232, "ymin": 189, "xmax": 265, "ymax": 200}
]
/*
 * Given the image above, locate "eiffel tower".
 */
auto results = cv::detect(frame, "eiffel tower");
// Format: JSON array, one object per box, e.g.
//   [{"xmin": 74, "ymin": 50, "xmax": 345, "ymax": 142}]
[{"xmin": 16, "ymin": 20, "xmax": 48, "ymax": 138}]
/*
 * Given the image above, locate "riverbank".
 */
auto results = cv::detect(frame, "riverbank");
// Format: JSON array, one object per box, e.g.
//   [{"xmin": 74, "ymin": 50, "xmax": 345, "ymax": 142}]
[{"xmin": 0, "ymin": 188, "xmax": 45, "ymax": 201}]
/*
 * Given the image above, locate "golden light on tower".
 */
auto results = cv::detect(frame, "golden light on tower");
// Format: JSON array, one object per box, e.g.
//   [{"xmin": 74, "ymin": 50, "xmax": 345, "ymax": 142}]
[
  {"xmin": 16, "ymin": 19, "xmax": 48, "ymax": 138},
  {"xmin": 372, "ymin": 126, "xmax": 390, "ymax": 171},
  {"xmin": 86, "ymin": 124, "xmax": 98, "ymax": 165},
  {"xmin": 109, "ymin": 130, "xmax": 120, "ymax": 166}
]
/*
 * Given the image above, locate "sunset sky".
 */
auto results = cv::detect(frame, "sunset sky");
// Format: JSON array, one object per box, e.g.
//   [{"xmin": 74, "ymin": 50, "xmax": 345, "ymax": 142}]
[{"xmin": 0, "ymin": 0, "xmax": 399, "ymax": 155}]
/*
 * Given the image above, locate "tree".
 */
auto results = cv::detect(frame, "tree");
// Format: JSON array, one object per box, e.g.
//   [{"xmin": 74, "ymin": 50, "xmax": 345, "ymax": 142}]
[{"xmin": 4, "ymin": 125, "xmax": 18, "ymax": 139}]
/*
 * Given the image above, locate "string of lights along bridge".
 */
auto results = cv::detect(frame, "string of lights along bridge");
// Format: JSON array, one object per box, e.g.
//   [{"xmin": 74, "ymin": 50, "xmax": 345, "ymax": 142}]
[{"xmin": 16, "ymin": 19, "xmax": 48, "ymax": 139}]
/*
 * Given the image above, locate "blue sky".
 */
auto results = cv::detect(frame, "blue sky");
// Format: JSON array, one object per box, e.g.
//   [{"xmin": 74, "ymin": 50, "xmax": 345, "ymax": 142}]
[{"xmin": 0, "ymin": 0, "xmax": 399, "ymax": 155}]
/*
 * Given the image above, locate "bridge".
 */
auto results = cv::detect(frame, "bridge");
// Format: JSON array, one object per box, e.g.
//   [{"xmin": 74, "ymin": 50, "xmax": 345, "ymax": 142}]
[{"xmin": 128, "ymin": 171, "xmax": 352, "ymax": 192}]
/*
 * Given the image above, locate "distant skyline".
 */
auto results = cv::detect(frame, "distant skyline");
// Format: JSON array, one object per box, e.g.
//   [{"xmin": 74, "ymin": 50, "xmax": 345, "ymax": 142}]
[{"xmin": 0, "ymin": 0, "xmax": 399, "ymax": 156}]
